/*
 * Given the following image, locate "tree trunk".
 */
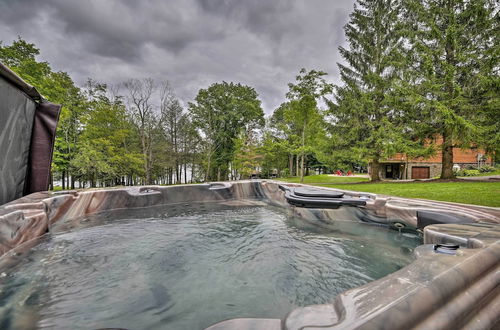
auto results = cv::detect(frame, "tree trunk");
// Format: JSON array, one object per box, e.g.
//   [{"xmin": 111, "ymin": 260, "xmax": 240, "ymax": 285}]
[
  {"xmin": 289, "ymin": 154, "xmax": 294, "ymax": 177},
  {"xmin": 441, "ymin": 1, "xmax": 456, "ymax": 179},
  {"xmin": 62, "ymin": 171, "xmax": 65, "ymax": 190},
  {"xmin": 371, "ymin": 157, "xmax": 381, "ymax": 181},
  {"xmin": 205, "ymin": 151, "xmax": 212, "ymax": 182},
  {"xmin": 295, "ymin": 155, "xmax": 299, "ymax": 177},
  {"xmin": 441, "ymin": 1, "xmax": 456, "ymax": 180},
  {"xmin": 140, "ymin": 132, "xmax": 149, "ymax": 185},
  {"xmin": 147, "ymin": 140, "xmax": 154, "ymax": 185},
  {"xmin": 300, "ymin": 123, "xmax": 306, "ymax": 183},
  {"xmin": 300, "ymin": 154, "xmax": 305, "ymax": 183},
  {"xmin": 49, "ymin": 171, "xmax": 53, "ymax": 190},
  {"xmin": 175, "ymin": 159, "xmax": 181, "ymax": 183},
  {"xmin": 440, "ymin": 131, "xmax": 455, "ymax": 179},
  {"xmin": 184, "ymin": 163, "xmax": 187, "ymax": 184}
]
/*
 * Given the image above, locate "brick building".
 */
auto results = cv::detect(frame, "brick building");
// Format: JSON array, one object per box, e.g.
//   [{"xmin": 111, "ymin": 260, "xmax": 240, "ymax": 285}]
[{"xmin": 368, "ymin": 139, "xmax": 492, "ymax": 180}]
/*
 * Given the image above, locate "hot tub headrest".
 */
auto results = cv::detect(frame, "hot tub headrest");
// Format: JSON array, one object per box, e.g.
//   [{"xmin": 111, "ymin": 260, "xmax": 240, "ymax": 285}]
[
  {"xmin": 278, "ymin": 185, "xmax": 366, "ymax": 209},
  {"xmin": 293, "ymin": 187, "xmax": 345, "ymax": 198},
  {"xmin": 417, "ymin": 210, "xmax": 474, "ymax": 229}
]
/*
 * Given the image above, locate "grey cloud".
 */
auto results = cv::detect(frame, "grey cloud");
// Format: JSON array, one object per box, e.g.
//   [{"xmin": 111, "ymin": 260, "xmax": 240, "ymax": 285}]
[
  {"xmin": 45, "ymin": 0, "xmax": 228, "ymax": 59},
  {"xmin": 196, "ymin": 0, "xmax": 297, "ymax": 42},
  {"xmin": 0, "ymin": 0, "xmax": 355, "ymax": 113}
]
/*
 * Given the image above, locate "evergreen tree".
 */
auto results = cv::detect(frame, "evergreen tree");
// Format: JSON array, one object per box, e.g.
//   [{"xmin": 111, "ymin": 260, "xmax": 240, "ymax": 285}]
[
  {"xmin": 232, "ymin": 130, "xmax": 261, "ymax": 180},
  {"xmin": 403, "ymin": 0, "xmax": 498, "ymax": 178},
  {"xmin": 332, "ymin": 0, "xmax": 410, "ymax": 181}
]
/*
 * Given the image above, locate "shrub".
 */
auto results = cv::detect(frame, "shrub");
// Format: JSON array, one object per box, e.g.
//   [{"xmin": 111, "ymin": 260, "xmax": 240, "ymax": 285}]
[
  {"xmin": 478, "ymin": 165, "xmax": 495, "ymax": 173},
  {"xmin": 460, "ymin": 169, "xmax": 480, "ymax": 176}
]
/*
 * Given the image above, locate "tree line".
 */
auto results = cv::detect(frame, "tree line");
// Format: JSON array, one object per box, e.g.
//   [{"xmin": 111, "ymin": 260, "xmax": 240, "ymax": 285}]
[{"xmin": 1, "ymin": 0, "xmax": 498, "ymax": 186}]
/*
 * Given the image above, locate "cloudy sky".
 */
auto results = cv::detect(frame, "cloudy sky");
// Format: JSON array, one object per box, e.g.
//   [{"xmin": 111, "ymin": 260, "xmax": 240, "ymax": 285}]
[{"xmin": 0, "ymin": 0, "xmax": 355, "ymax": 113}]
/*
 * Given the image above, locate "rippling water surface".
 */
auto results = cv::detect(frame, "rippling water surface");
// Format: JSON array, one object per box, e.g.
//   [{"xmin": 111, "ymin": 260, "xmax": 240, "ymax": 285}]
[{"xmin": 0, "ymin": 204, "xmax": 421, "ymax": 329}]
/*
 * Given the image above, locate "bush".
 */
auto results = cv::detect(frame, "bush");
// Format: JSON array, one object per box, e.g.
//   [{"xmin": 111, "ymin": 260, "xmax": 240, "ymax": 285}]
[
  {"xmin": 459, "ymin": 169, "xmax": 480, "ymax": 176},
  {"xmin": 478, "ymin": 165, "xmax": 495, "ymax": 173},
  {"xmin": 280, "ymin": 168, "xmax": 290, "ymax": 178}
]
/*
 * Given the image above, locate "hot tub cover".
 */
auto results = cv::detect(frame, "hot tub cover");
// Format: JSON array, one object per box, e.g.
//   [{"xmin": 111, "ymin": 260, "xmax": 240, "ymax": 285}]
[{"xmin": 0, "ymin": 61, "xmax": 61, "ymax": 205}]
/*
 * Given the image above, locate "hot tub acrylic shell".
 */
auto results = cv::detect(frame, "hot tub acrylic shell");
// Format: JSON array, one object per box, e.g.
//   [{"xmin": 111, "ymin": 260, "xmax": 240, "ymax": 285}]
[{"xmin": 0, "ymin": 181, "xmax": 499, "ymax": 329}]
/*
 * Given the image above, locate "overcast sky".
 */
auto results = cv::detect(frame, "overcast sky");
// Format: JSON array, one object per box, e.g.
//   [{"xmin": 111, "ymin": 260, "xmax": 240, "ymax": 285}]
[{"xmin": 0, "ymin": 0, "xmax": 355, "ymax": 113}]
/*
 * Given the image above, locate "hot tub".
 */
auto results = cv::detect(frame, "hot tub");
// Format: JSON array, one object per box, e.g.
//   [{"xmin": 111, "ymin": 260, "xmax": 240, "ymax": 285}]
[{"xmin": 0, "ymin": 181, "xmax": 499, "ymax": 329}]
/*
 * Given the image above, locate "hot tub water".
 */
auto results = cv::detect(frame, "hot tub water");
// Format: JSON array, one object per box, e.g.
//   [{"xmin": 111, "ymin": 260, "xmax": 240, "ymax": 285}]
[{"xmin": 0, "ymin": 204, "xmax": 420, "ymax": 329}]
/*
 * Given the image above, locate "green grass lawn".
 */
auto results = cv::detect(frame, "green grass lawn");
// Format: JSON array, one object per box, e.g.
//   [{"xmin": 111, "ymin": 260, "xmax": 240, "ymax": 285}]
[
  {"xmin": 278, "ymin": 174, "xmax": 369, "ymax": 184},
  {"xmin": 315, "ymin": 181, "xmax": 500, "ymax": 207}
]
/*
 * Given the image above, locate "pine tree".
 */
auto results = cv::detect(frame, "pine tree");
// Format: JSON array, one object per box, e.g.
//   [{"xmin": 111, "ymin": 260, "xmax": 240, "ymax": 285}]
[
  {"xmin": 332, "ymin": 0, "xmax": 409, "ymax": 181},
  {"xmin": 403, "ymin": 0, "xmax": 498, "ymax": 178}
]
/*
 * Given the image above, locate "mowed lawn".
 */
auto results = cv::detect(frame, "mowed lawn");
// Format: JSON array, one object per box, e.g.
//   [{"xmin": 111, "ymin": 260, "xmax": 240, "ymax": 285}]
[{"xmin": 278, "ymin": 175, "xmax": 500, "ymax": 207}]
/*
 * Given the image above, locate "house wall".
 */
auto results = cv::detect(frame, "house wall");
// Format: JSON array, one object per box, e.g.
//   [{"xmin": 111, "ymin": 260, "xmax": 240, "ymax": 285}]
[
  {"xmin": 377, "ymin": 162, "xmax": 441, "ymax": 179},
  {"xmin": 374, "ymin": 161, "xmax": 489, "ymax": 180},
  {"xmin": 386, "ymin": 139, "xmax": 492, "ymax": 164},
  {"xmin": 370, "ymin": 137, "xmax": 494, "ymax": 179},
  {"xmin": 407, "ymin": 162, "xmax": 441, "ymax": 179}
]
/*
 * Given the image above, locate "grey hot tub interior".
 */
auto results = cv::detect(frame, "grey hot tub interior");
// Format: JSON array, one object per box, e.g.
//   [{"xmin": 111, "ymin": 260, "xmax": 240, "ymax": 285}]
[{"xmin": 0, "ymin": 180, "xmax": 499, "ymax": 329}]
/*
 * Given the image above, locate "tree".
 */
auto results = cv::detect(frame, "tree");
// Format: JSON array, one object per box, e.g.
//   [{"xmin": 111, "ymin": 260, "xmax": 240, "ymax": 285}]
[
  {"xmin": 331, "ymin": 0, "xmax": 412, "ymax": 181},
  {"xmin": 259, "ymin": 132, "xmax": 291, "ymax": 178},
  {"xmin": 267, "ymin": 102, "xmax": 302, "ymax": 177},
  {"xmin": 403, "ymin": 0, "xmax": 498, "ymax": 178},
  {"xmin": 160, "ymin": 83, "xmax": 185, "ymax": 183},
  {"xmin": 123, "ymin": 78, "xmax": 161, "ymax": 184},
  {"xmin": 1, "ymin": 38, "xmax": 204, "ymax": 188},
  {"xmin": 0, "ymin": 38, "xmax": 51, "ymax": 87},
  {"xmin": 177, "ymin": 115, "xmax": 201, "ymax": 183},
  {"xmin": 50, "ymin": 73, "xmax": 87, "ymax": 189},
  {"xmin": 232, "ymin": 131, "xmax": 262, "ymax": 179},
  {"xmin": 1, "ymin": 38, "xmax": 87, "ymax": 189},
  {"xmin": 286, "ymin": 69, "xmax": 332, "ymax": 183},
  {"xmin": 72, "ymin": 80, "xmax": 143, "ymax": 187},
  {"xmin": 188, "ymin": 82, "xmax": 264, "ymax": 181}
]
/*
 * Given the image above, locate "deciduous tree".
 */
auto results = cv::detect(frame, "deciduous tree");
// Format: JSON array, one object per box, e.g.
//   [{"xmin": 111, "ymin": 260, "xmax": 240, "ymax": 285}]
[
  {"xmin": 188, "ymin": 82, "xmax": 264, "ymax": 181},
  {"xmin": 286, "ymin": 69, "xmax": 332, "ymax": 182}
]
